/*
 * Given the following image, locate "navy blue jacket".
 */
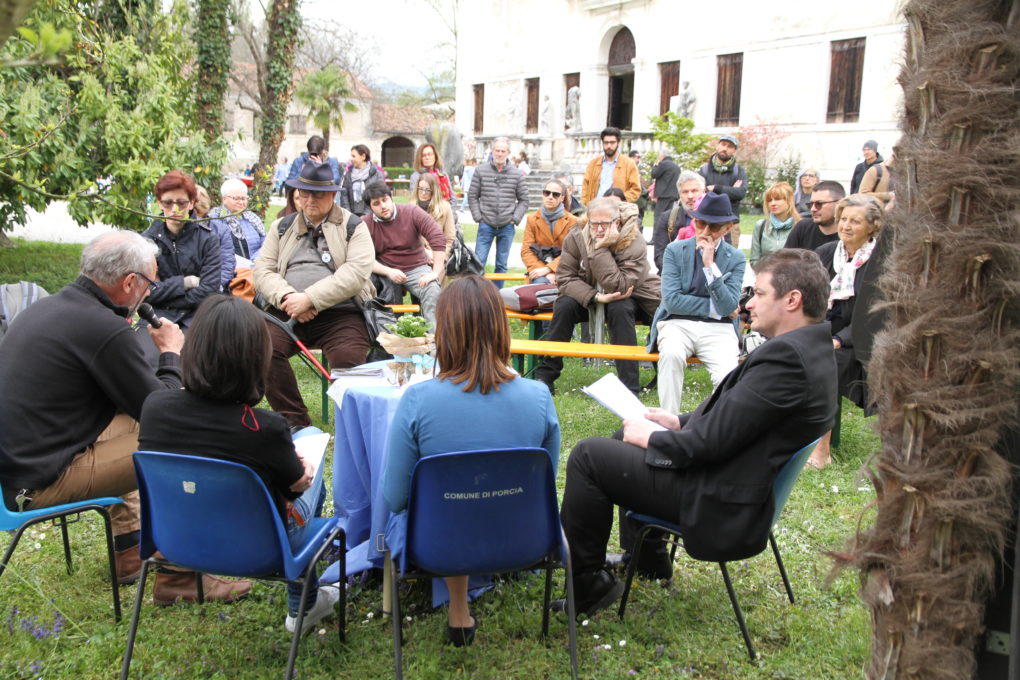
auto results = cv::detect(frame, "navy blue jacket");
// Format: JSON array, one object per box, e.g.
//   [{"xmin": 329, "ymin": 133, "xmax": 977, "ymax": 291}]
[{"xmin": 142, "ymin": 218, "xmax": 222, "ymax": 327}]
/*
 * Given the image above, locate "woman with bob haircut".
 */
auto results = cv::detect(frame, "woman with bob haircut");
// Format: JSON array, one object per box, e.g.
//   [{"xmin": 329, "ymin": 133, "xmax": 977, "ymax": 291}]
[
  {"xmin": 138, "ymin": 295, "xmax": 341, "ymax": 633},
  {"xmin": 381, "ymin": 275, "xmax": 560, "ymax": 647},
  {"xmin": 141, "ymin": 169, "xmax": 222, "ymax": 330},
  {"xmin": 750, "ymin": 181, "xmax": 801, "ymax": 266}
]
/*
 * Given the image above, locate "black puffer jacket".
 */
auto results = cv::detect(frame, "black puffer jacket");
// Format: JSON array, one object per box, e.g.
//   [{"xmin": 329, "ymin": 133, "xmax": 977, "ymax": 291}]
[{"xmin": 142, "ymin": 218, "xmax": 221, "ymax": 327}]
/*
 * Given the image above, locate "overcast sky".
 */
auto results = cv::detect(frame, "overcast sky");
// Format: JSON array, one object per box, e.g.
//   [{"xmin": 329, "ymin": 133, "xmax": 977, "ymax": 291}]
[{"xmin": 300, "ymin": 0, "xmax": 454, "ymax": 87}]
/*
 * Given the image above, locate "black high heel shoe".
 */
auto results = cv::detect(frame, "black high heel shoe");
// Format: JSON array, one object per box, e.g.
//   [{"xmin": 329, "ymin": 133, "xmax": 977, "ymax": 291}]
[{"xmin": 446, "ymin": 614, "xmax": 477, "ymax": 647}]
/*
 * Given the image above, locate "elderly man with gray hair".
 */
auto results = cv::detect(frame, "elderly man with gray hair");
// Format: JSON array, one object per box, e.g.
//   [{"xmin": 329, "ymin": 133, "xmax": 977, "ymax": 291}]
[
  {"xmin": 651, "ymin": 170, "xmax": 706, "ymax": 273},
  {"xmin": 0, "ymin": 231, "xmax": 197, "ymax": 592},
  {"xmin": 534, "ymin": 197, "xmax": 660, "ymax": 395}
]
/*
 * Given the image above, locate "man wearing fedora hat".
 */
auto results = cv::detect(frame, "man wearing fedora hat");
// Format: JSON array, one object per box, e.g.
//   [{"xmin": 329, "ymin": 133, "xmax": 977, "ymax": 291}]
[
  {"xmin": 698, "ymin": 135, "xmax": 747, "ymax": 244},
  {"xmin": 254, "ymin": 162, "xmax": 376, "ymax": 429},
  {"xmin": 647, "ymin": 192, "xmax": 746, "ymax": 414}
]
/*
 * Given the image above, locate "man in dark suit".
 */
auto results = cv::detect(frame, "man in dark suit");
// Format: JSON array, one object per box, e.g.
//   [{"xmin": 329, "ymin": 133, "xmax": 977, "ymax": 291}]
[{"xmin": 555, "ymin": 248, "xmax": 838, "ymax": 615}]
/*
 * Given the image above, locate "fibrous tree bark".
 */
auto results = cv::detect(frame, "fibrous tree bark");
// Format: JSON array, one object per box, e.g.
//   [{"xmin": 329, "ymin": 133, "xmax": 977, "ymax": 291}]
[{"xmin": 837, "ymin": 1, "xmax": 1020, "ymax": 678}]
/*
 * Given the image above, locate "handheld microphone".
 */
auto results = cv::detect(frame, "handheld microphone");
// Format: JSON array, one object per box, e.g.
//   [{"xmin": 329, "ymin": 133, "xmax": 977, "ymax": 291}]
[{"xmin": 137, "ymin": 303, "xmax": 162, "ymax": 329}]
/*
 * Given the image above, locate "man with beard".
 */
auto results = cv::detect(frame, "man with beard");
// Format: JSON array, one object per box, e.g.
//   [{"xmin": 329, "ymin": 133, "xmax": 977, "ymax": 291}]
[
  {"xmin": 698, "ymin": 134, "xmax": 747, "ymax": 221},
  {"xmin": 782, "ymin": 180, "xmax": 846, "ymax": 252},
  {"xmin": 581, "ymin": 127, "xmax": 641, "ymax": 204}
]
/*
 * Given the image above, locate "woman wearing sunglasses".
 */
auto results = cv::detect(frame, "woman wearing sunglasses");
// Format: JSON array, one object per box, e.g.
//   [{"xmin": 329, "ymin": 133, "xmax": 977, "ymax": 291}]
[
  {"xmin": 520, "ymin": 179, "xmax": 577, "ymax": 284},
  {"xmin": 140, "ymin": 169, "xmax": 221, "ymax": 332}
]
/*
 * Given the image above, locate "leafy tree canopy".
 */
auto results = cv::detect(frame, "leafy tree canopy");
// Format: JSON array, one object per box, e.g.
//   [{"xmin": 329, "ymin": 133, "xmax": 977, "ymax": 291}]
[
  {"xmin": 0, "ymin": 0, "xmax": 226, "ymax": 233},
  {"xmin": 648, "ymin": 113, "xmax": 712, "ymax": 171}
]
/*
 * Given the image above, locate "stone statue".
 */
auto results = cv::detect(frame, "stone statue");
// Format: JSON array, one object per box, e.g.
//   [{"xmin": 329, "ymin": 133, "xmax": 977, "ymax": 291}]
[
  {"xmin": 677, "ymin": 81, "xmax": 696, "ymax": 119},
  {"xmin": 565, "ymin": 85, "xmax": 581, "ymax": 131},
  {"xmin": 507, "ymin": 82, "xmax": 523, "ymax": 133},
  {"xmin": 425, "ymin": 121, "xmax": 465, "ymax": 179},
  {"xmin": 540, "ymin": 95, "xmax": 554, "ymax": 134}
]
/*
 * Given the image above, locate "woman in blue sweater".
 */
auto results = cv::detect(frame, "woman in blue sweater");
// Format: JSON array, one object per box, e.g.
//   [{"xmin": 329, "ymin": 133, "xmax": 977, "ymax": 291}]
[{"xmin": 381, "ymin": 275, "xmax": 560, "ymax": 647}]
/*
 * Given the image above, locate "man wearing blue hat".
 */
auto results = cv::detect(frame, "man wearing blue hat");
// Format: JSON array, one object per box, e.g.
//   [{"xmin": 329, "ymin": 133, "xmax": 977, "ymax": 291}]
[
  {"xmin": 698, "ymin": 135, "xmax": 747, "ymax": 244},
  {"xmin": 646, "ymin": 192, "xmax": 746, "ymax": 414}
]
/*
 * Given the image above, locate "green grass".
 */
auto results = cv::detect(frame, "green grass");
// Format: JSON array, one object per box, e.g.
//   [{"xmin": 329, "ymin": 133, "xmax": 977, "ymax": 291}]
[{"xmin": 0, "ymin": 239, "xmax": 874, "ymax": 679}]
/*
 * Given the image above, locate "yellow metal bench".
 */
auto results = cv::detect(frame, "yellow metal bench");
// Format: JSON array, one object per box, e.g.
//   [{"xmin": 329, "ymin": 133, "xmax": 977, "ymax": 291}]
[{"xmin": 508, "ymin": 338, "xmax": 700, "ymax": 375}]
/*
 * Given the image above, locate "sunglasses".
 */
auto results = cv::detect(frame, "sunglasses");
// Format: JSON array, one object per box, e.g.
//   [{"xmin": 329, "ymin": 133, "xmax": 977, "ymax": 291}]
[
  {"xmin": 542, "ymin": 190, "xmax": 563, "ymax": 198},
  {"xmin": 809, "ymin": 199, "xmax": 838, "ymax": 209},
  {"xmin": 159, "ymin": 199, "xmax": 191, "ymax": 209}
]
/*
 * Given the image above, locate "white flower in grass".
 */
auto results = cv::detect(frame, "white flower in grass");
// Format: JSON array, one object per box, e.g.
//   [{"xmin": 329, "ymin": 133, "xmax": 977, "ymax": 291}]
[
  {"xmin": 593, "ymin": 634, "xmax": 599, "ymax": 640},
  {"xmin": 317, "ymin": 628, "xmax": 326, "ymax": 636},
  {"xmin": 581, "ymin": 619, "xmax": 589, "ymax": 626},
  {"xmin": 831, "ymin": 485, "xmax": 839, "ymax": 493},
  {"xmin": 618, "ymin": 640, "xmax": 626, "ymax": 647},
  {"xmin": 366, "ymin": 612, "xmax": 374, "ymax": 619}
]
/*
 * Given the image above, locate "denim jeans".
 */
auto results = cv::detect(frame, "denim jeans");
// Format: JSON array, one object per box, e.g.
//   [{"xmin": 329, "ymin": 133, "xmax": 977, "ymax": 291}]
[
  {"xmin": 474, "ymin": 222, "xmax": 515, "ymax": 289},
  {"xmin": 399, "ymin": 264, "xmax": 442, "ymax": 325},
  {"xmin": 286, "ymin": 460, "xmax": 328, "ymax": 615}
]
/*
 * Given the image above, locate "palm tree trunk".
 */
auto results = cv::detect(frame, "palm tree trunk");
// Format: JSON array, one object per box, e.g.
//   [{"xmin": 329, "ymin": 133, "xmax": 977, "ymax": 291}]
[{"xmin": 838, "ymin": 1, "xmax": 1020, "ymax": 678}]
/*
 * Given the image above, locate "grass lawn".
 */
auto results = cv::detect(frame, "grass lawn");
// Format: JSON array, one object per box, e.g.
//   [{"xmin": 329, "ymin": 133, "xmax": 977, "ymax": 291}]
[{"xmin": 0, "ymin": 240, "xmax": 873, "ymax": 679}]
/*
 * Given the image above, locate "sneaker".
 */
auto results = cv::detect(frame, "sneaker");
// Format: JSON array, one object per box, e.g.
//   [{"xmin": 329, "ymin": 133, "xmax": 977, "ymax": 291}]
[{"xmin": 285, "ymin": 585, "xmax": 341, "ymax": 636}]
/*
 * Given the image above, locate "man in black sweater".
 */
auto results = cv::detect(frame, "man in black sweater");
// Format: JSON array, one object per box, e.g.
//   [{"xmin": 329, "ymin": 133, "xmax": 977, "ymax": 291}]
[
  {"xmin": 650, "ymin": 153, "xmax": 681, "ymax": 219},
  {"xmin": 0, "ymin": 232, "xmax": 248, "ymax": 603},
  {"xmin": 783, "ymin": 180, "xmax": 846, "ymax": 252}
]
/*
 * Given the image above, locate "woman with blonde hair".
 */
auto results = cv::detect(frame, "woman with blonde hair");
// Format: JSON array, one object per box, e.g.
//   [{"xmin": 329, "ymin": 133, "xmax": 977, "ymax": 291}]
[
  {"xmin": 750, "ymin": 181, "xmax": 801, "ymax": 266},
  {"xmin": 415, "ymin": 172, "xmax": 456, "ymax": 277},
  {"xmin": 382, "ymin": 276, "xmax": 560, "ymax": 646}
]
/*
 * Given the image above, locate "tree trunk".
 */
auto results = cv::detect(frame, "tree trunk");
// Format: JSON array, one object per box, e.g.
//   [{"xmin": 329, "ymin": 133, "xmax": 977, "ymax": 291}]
[
  {"xmin": 250, "ymin": 0, "xmax": 301, "ymax": 219},
  {"xmin": 321, "ymin": 125, "xmax": 330, "ymax": 154},
  {"xmin": 195, "ymin": 0, "xmax": 231, "ymax": 204},
  {"xmin": 839, "ymin": 2, "xmax": 1020, "ymax": 678}
]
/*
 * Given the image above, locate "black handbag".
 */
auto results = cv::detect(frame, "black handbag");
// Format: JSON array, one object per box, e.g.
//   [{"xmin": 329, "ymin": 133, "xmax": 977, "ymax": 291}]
[
  {"xmin": 359, "ymin": 297, "xmax": 397, "ymax": 361},
  {"xmin": 446, "ymin": 230, "xmax": 484, "ymax": 277},
  {"xmin": 529, "ymin": 245, "xmax": 562, "ymax": 264}
]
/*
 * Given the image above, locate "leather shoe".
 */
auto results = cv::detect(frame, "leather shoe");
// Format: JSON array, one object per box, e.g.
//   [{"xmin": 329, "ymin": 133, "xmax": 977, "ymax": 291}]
[
  {"xmin": 550, "ymin": 567, "xmax": 623, "ymax": 617},
  {"xmin": 606, "ymin": 550, "xmax": 673, "ymax": 582},
  {"xmin": 115, "ymin": 546, "xmax": 142, "ymax": 585},
  {"xmin": 153, "ymin": 571, "xmax": 252, "ymax": 606},
  {"xmin": 447, "ymin": 612, "xmax": 477, "ymax": 647}
]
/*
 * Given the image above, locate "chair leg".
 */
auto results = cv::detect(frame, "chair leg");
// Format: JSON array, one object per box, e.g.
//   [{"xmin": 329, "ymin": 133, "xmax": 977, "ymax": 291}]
[
  {"xmin": 98, "ymin": 507, "xmax": 122, "ymax": 622},
  {"xmin": 120, "ymin": 560, "xmax": 152, "ymax": 680},
  {"xmin": 391, "ymin": 560, "xmax": 403, "ymax": 680},
  {"xmin": 285, "ymin": 575, "xmax": 314, "ymax": 680},
  {"xmin": 195, "ymin": 571, "xmax": 205, "ymax": 604},
  {"xmin": 0, "ymin": 523, "xmax": 29, "ymax": 578},
  {"xmin": 718, "ymin": 562, "xmax": 756, "ymax": 660},
  {"xmin": 562, "ymin": 537, "xmax": 579, "ymax": 680},
  {"xmin": 337, "ymin": 531, "xmax": 347, "ymax": 643},
  {"xmin": 618, "ymin": 523, "xmax": 653, "ymax": 620},
  {"xmin": 769, "ymin": 532, "xmax": 795, "ymax": 604},
  {"xmin": 540, "ymin": 567, "xmax": 553, "ymax": 636},
  {"xmin": 59, "ymin": 516, "xmax": 73, "ymax": 574}
]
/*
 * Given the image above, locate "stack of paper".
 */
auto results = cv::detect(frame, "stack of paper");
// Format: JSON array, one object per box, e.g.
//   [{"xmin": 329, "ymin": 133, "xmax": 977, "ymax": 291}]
[{"xmin": 581, "ymin": 373, "xmax": 666, "ymax": 431}]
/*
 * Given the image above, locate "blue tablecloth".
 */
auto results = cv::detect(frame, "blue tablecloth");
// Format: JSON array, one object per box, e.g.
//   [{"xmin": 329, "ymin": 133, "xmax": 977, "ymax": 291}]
[{"xmin": 321, "ymin": 383, "xmax": 400, "ymax": 581}]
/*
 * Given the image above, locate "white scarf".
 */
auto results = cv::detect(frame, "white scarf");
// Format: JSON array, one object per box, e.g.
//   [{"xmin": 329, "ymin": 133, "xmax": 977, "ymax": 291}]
[{"xmin": 829, "ymin": 237, "xmax": 876, "ymax": 309}]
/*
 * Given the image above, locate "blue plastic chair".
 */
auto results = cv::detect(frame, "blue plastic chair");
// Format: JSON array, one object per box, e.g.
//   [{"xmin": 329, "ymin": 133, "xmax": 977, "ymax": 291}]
[
  {"xmin": 0, "ymin": 493, "xmax": 123, "ymax": 621},
  {"xmin": 388, "ymin": 448, "xmax": 578, "ymax": 680},
  {"xmin": 617, "ymin": 437, "xmax": 822, "ymax": 660},
  {"xmin": 120, "ymin": 452, "xmax": 345, "ymax": 680}
]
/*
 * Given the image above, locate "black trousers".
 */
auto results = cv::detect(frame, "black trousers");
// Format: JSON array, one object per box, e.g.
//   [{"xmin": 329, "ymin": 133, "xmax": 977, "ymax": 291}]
[
  {"xmin": 560, "ymin": 436, "xmax": 685, "ymax": 573},
  {"xmin": 533, "ymin": 295, "xmax": 648, "ymax": 392}
]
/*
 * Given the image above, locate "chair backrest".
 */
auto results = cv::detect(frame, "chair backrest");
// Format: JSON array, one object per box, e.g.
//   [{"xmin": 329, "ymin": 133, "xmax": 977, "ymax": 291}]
[
  {"xmin": 769, "ymin": 437, "xmax": 822, "ymax": 528},
  {"xmin": 133, "ymin": 451, "xmax": 291, "ymax": 578},
  {"xmin": 405, "ymin": 448, "xmax": 561, "ymax": 576}
]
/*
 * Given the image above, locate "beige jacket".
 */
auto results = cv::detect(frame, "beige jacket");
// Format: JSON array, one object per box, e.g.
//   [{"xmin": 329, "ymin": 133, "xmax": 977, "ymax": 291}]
[{"xmin": 254, "ymin": 205, "xmax": 375, "ymax": 311}]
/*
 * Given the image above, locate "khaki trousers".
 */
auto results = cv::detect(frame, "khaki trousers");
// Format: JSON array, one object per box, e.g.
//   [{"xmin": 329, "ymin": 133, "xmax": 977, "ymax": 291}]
[{"xmin": 29, "ymin": 414, "xmax": 141, "ymax": 536}]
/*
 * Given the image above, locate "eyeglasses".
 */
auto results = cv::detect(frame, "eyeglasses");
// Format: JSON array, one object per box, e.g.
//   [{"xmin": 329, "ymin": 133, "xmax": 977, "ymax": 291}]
[
  {"xmin": 809, "ymin": 199, "xmax": 838, "ymax": 209},
  {"xmin": 802, "ymin": 173, "xmax": 817, "ymax": 178},
  {"xmin": 589, "ymin": 219, "xmax": 619, "ymax": 229},
  {"xmin": 417, "ymin": 186, "xmax": 433, "ymax": 194},
  {"xmin": 133, "ymin": 271, "xmax": 158, "ymax": 292},
  {"xmin": 224, "ymin": 194, "xmax": 248, "ymax": 201},
  {"xmin": 542, "ymin": 190, "xmax": 563, "ymax": 198},
  {"xmin": 158, "ymin": 199, "xmax": 191, "ymax": 209}
]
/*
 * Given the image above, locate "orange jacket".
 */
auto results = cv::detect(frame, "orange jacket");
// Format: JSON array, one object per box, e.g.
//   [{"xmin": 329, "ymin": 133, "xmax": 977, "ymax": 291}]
[
  {"xmin": 521, "ymin": 210, "xmax": 578, "ymax": 273},
  {"xmin": 580, "ymin": 154, "xmax": 642, "ymax": 204}
]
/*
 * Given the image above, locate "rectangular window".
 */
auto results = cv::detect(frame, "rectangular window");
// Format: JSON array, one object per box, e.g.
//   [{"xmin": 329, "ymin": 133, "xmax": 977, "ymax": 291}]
[
  {"xmin": 525, "ymin": 77, "xmax": 540, "ymax": 134},
  {"xmin": 288, "ymin": 115, "xmax": 306, "ymax": 135},
  {"xmin": 715, "ymin": 53, "xmax": 743, "ymax": 127},
  {"xmin": 473, "ymin": 84, "xmax": 484, "ymax": 134},
  {"xmin": 827, "ymin": 38, "xmax": 866, "ymax": 123},
  {"xmin": 658, "ymin": 61, "xmax": 680, "ymax": 116}
]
